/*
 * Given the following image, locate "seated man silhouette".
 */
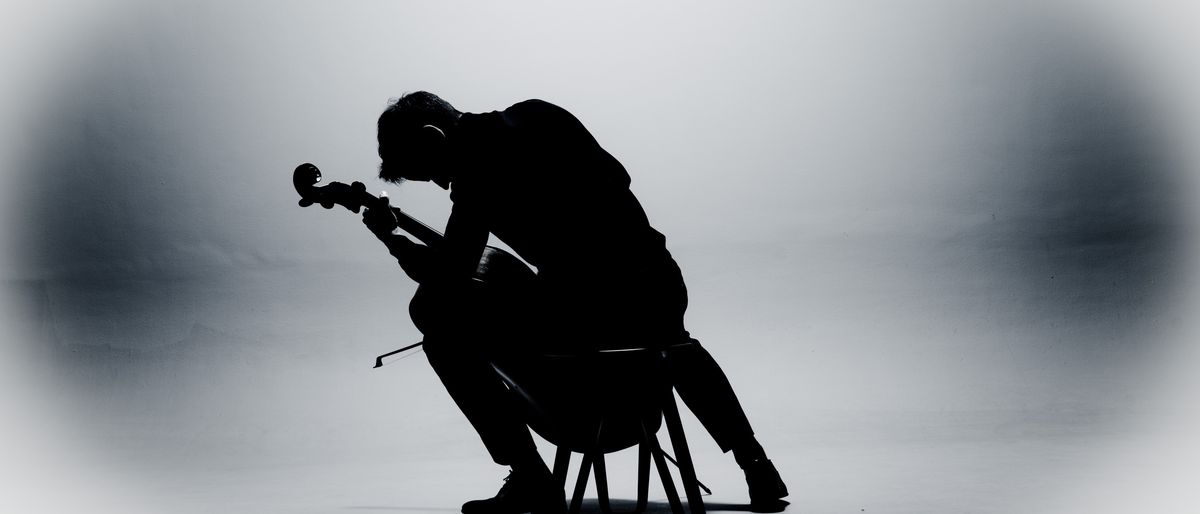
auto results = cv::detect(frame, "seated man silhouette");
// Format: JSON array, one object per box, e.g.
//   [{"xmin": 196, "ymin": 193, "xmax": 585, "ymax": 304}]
[{"xmin": 362, "ymin": 92, "xmax": 787, "ymax": 514}]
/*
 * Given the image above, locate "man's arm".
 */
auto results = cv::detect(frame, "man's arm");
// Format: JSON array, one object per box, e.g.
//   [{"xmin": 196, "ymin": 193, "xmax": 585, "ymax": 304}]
[
  {"xmin": 361, "ymin": 194, "xmax": 488, "ymax": 285},
  {"xmin": 381, "ymin": 231, "xmax": 437, "ymax": 283},
  {"xmin": 362, "ymin": 197, "xmax": 436, "ymax": 283},
  {"xmin": 436, "ymin": 201, "xmax": 489, "ymax": 282}
]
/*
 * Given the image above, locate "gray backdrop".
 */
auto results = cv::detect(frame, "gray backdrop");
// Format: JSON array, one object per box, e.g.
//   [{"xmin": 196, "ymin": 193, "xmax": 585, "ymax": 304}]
[{"xmin": 3, "ymin": 1, "xmax": 1199, "ymax": 513}]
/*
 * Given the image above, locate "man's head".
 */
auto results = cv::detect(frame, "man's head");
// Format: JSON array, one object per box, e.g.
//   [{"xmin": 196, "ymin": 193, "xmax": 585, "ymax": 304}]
[{"xmin": 377, "ymin": 91, "xmax": 461, "ymax": 189}]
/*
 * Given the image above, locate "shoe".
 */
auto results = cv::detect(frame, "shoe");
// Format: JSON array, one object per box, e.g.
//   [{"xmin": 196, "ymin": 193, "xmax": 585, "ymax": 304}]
[
  {"xmin": 743, "ymin": 458, "xmax": 788, "ymax": 507},
  {"xmin": 461, "ymin": 469, "xmax": 566, "ymax": 514}
]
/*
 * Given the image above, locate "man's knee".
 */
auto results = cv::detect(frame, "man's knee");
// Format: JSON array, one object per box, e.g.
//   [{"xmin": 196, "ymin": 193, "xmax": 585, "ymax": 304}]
[
  {"xmin": 422, "ymin": 336, "xmax": 466, "ymax": 368},
  {"xmin": 422, "ymin": 335, "xmax": 495, "ymax": 370}
]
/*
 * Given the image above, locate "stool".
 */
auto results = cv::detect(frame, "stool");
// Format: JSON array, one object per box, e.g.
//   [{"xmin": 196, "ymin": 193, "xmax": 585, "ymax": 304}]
[{"xmin": 492, "ymin": 342, "xmax": 707, "ymax": 514}]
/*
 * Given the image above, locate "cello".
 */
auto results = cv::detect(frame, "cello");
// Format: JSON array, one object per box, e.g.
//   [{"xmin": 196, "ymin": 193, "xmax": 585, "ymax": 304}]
[{"xmin": 292, "ymin": 163, "xmax": 536, "ymax": 366}]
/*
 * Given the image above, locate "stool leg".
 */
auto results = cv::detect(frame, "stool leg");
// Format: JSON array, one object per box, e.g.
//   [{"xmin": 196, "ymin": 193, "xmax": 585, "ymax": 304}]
[
  {"xmin": 595, "ymin": 453, "xmax": 612, "ymax": 514},
  {"xmin": 553, "ymin": 446, "xmax": 571, "ymax": 489},
  {"xmin": 570, "ymin": 452, "xmax": 592, "ymax": 514},
  {"xmin": 570, "ymin": 420, "xmax": 606, "ymax": 514},
  {"xmin": 643, "ymin": 419, "xmax": 684, "ymax": 514},
  {"xmin": 636, "ymin": 431, "xmax": 651, "ymax": 513},
  {"xmin": 662, "ymin": 390, "xmax": 706, "ymax": 514}
]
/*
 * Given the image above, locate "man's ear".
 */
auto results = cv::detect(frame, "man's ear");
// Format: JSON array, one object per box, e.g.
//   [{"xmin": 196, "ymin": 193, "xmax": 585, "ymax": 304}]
[{"xmin": 420, "ymin": 124, "xmax": 446, "ymax": 144}]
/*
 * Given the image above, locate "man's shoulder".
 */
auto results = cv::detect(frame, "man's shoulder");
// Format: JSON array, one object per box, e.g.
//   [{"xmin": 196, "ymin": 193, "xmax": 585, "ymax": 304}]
[
  {"xmin": 504, "ymin": 99, "xmax": 579, "ymax": 125},
  {"xmin": 499, "ymin": 99, "xmax": 592, "ymax": 137},
  {"xmin": 508, "ymin": 98, "xmax": 562, "ymax": 112}
]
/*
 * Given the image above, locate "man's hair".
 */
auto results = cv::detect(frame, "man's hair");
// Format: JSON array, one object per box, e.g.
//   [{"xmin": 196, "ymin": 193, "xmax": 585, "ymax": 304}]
[
  {"xmin": 378, "ymin": 91, "xmax": 459, "ymax": 136},
  {"xmin": 377, "ymin": 91, "xmax": 460, "ymax": 182}
]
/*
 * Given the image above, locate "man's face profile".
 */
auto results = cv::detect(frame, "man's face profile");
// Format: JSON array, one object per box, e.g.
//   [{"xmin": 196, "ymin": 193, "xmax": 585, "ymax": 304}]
[{"xmin": 378, "ymin": 123, "xmax": 450, "ymax": 189}]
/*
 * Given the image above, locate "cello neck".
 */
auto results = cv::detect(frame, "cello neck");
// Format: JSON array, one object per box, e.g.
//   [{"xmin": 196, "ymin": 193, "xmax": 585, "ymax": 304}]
[{"xmin": 292, "ymin": 163, "xmax": 446, "ymax": 247}]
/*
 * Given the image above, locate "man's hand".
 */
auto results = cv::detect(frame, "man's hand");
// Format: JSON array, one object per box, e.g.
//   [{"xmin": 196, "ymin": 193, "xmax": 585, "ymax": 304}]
[
  {"xmin": 362, "ymin": 193, "xmax": 402, "ymax": 239},
  {"xmin": 362, "ymin": 193, "xmax": 429, "ymax": 281}
]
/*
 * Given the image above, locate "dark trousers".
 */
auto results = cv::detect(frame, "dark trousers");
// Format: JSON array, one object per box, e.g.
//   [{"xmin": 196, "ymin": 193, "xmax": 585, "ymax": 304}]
[
  {"xmin": 425, "ymin": 335, "xmax": 755, "ymax": 465},
  {"xmin": 422, "ymin": 265, "xmax": 757, "ymax": 466}
]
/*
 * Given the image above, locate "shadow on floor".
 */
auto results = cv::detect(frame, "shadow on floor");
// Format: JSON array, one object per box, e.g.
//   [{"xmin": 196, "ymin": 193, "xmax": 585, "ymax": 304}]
[{"xmin": 345, "ymin": 498, "xmax": 790, "ymax": 513}]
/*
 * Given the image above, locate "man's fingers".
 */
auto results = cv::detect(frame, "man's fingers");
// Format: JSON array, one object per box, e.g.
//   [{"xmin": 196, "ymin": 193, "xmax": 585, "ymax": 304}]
[
  {"xmin": 363, "ymin": 207, "xmax": 381, "ymax": 225},
  {"xmin": 359, "ymin": 191, "xmax": 400, "ymax": 239},
  {"xmin": 362, "ymin": 207, "xmax": 392, "ymax": 234}
]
